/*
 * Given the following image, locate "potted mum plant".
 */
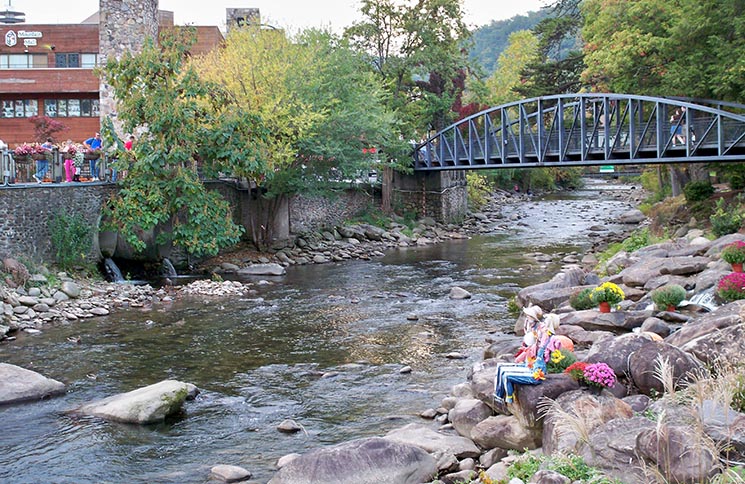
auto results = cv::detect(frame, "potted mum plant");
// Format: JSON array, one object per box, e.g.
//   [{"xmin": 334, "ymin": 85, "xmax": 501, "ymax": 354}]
[
  {"xmin": 717, "ymin": 273, "xmax": 745, "ymax": 302},
  {"xmin": 650, "ymin": 284, "xmax": 687, "ymax": 311},
  {"xmin": 589, "ymin": 282, "xmax": 625, "ymax": 313},
  {"xmin": 720, "ymin": 241, "xmax": 745, "ymax": 273},
  {"xmin": 13, "ymin": 143, "xmax": 34, "ymax": 161},
  {"xmin": 565, "ymin": 361, "xmax": 616, "ymax": 395}
]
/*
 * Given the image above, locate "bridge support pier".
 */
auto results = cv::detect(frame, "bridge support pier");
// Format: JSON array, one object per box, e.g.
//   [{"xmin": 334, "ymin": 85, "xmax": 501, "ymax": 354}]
[{"xmin": 388, "ymin": 170, "xmax": 467, "ymax": 223}]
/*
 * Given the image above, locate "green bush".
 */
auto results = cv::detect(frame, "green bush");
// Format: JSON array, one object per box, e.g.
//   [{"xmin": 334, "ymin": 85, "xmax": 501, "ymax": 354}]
[
  {"xmin": 650, "ymin": 284, "xmax": 687, "ymax": 310},
  {"xmin": 683, "ymin": 181, "xmax": 715, "ymax": 203},
  {"xmin": 466, "ymin": 172, "xmax": 491, "ymax": 210},
  {"xmin": 506, "ymin": 452, "xmax": 619, "ymax": 483},
  {"xmin": 48, "ymin": 211, "xmax": 92, "ymax": 270},
  {"xmin": 570, "ymin": 287, "xmax": 595, "ymax": 310},
  {"xmin": 710, "ymin": 198, "xmax": 743, "ymax": 237}
]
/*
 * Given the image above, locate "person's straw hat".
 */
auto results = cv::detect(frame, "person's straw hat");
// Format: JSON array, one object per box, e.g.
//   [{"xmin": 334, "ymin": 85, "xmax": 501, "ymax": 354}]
[{"xmin": 522, "ymin": 305, "xmax": 543, "ymax": 320}]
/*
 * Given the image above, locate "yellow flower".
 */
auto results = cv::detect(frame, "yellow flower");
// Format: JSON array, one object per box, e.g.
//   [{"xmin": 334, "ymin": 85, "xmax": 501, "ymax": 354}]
[
  {"xmin": 551, "ymin": 350, "xmax": 564, "ymax": 363},
  {"xmin": 533, "ymin": 368, "xmax": 546, "ymax": 380}
]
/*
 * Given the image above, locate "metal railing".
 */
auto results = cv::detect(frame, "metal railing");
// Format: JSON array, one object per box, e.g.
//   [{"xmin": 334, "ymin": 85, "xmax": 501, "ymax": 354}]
[{"xmin": 1, "ymin": 148, "xmax": 113, "ymax": 187}]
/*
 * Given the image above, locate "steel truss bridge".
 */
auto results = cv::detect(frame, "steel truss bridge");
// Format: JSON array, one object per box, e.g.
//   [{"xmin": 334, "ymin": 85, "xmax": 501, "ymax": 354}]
[{"xmin": 412, "ymin": 93, "xmax": 745, "ymax": 171}]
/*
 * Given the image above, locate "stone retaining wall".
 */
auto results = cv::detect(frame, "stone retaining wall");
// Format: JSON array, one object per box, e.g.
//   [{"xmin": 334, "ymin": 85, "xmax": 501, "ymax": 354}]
[
  {"xmin": 290, "ymin": 187, "xmax": 381, "ymax": 234},
  {"xmin": 0, "ymin": 184, "xmax": 117, "ymax": 263},
  {"xmin": 391, "ymin": 171, "xmax": 467, "ymax": 223}
]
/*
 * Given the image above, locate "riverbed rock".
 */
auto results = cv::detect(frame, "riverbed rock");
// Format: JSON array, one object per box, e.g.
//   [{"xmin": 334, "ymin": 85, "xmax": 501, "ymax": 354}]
[
  {"xmin": 449, "ymin": 287, "xmax": 471, "ymax": 299},
  {"xmin": 210, "ymin": 464, "xmax": 252, "ymax": 483},
  {"xmin": 471, "ymin": 414, "xmax": 542, "ymax": 451},
  {"xmin": 447, "ymin": 398, "xmax": 493, "ymax": 439},
  {"xmin": 385, "ymin": 423, "xmax": 480, "ymax": 459},
  {"xmin": 618, "ymin": 209, "xmax": 646, "ymax": 224},
  {"xmin": 0, "ymin": 363, "xmax": 66, "ymax": 405},
  {"xmin": 637, "ymin": 423, "xmax": 719, "ymax": 484},
  {"xmin": 71, "ymin": 380, "xmax": 198, "ymax": 424},
  {"xmin": 60, "ymin": 281, "xmax": 81, "ymax": 298},
  {"xmin": 628, "ymin": 341, "xmax": 702, "ymax": 396},
  {"xmin": 267, "ymin": 437, "xmax": 437, "ymax": 484},
  {"xmin": 238, "ymin": 263, "xmax": 286, "ymax": 276}
]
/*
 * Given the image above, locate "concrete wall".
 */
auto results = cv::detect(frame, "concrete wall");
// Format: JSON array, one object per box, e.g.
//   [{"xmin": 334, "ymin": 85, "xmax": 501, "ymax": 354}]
[
  {"xmin": 391, "ymin": 170, "xmax": 467, "ymax": 223},
  {"xmin": 0, "ymin": 183, "xmax": 116, "ymax": 263}
]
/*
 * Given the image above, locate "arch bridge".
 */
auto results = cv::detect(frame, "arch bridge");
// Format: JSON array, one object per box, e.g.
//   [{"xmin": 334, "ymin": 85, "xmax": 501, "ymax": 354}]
[{"xmin": 412, "ymin": 94, "xmax": 745, "ymax": 171}]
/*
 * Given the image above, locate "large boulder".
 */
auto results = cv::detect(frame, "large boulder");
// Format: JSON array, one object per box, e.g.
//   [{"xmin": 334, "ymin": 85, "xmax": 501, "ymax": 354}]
[
  {"xmin": 619, "ymin": 256, "xmax": 710, "ymax": 287},
  {"xmin": 448, "ymin": 398, "xmax": 493, "ymax": 438},
  {"xmin": 636, "ymin": 423, "xmax": 719, "ymax": 484},
  {"xmin": 580, "ymin": 416, "xmax": 655, "ymax": 484},
  {"xmin": 679, "ymin": 322, "xmax": 745, "ymax": 367},
  {"xmin": 0, "ymin": 363, "xmax": 66, "ymax": 405},
  {"xmin": 470, "ymin": 414, "xmax": 542, "ymax": 451},
  {"xmin": 542, "ymin": 390, "xmax": 634, "ymax": 455},
  {"xmin": 559, "ymin": 310, "xmax": 652, "ymax": 333},
  {"xmin": 384, "ymin": 424, "xmax": 480, "ymax": 459},
  {"xmin": 507, "ymin": 374, "xmax": 580, "ymax": 430},
  {"xmin": 628, "ymin": 341, "xmax": 702, "ymax": 396},
  {"xmin": 665, "ymin": 300, "xmax": 745, "ymax": 348},
  {"xmin": 71, "ymin": 380, "xmax": 198, "ymax": 424},
  {"xmin": 267, "ymin": 437, "xmax": 436, "ymax": 484},
  {"xmin": 585, "ymin": 333, "xmax": 655, "ymax": 377},
  {"xmin": 516, "ymin": 268, "xmax": 588, "ymax": 312}
]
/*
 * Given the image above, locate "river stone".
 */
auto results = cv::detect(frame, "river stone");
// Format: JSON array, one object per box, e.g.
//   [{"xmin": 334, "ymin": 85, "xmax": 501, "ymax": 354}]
[
  {"xmin": 449, "ymin": 287, "xmax": 472, "ymax": 299},
  {"xmin": 267, "ymin": 437, "xmax": 436, "ymax": 484},
  {"xmin": 384, "ymin": 423, "xmax": 480, "ymax": 458},
  {"xmin": 72, "ymin": 380, "xmax": 198, "ymax": 424},
  {"xmin": 18, "ymin": 296, "xmax": 39, "ymax": 306},
  {"xmin": 618, "ymin": 209, "xmax": 646, "ymax": 224},
  {"xmin": 0, "ymin": 363, "xmax": 66, "ymax": 405},
  {"xmin": 237, "ymin": 263, "xmax": 286, "ymax": 276},
  {"xmin": 60, "ymin": 281, "xmax": 81, "ymax": 298},
  {"xmin": 210, "ymin": 464, "xmax": 252, "ymax": 483},
  {"xmin": 277, "ymin": 419, "xmax": 303, "ymax": 433},
  {"xmin": 27, "ymin": 287, "xmax": 41, "ymax": 297}
]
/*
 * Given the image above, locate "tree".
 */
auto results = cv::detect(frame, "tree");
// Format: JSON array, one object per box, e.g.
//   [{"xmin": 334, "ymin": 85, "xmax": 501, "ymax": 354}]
[
  {"xmin": 101, "ymin": 29, "xmax": 245, "ymax": 257},
  {"xmin": 485, "ymin": 30, "xmax": 539, "ymax": 105},
  {"xmin": 192, "ymin": 26, "xmax": 404, "ymax": 246},
  {"xmin": 346, "ymin": 0, "xmax": 474, "ymax": 135},
  {"xmin": 29, "ymin": 115, "xmax": 67, "ymax": 143}
]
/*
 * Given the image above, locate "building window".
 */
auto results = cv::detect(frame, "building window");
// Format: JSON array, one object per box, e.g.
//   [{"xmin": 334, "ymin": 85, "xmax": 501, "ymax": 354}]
[
  {"xmin": 81, "ymin": 54, "xmax": 98, "ymax": 68},
  {"xmin": 43, "ymin": 98, "xmax": 99, "ymax": 117},
  {"xmin": 0, "ymin": 99, "xmax": 38, "ymax": 117},
  {"xmin": 55, "ymin": 53, "xmax": 80, "ymax": 68},
  {"xmin": 0, "ymin": 54, "xmax": 47, "ymax": 69}
]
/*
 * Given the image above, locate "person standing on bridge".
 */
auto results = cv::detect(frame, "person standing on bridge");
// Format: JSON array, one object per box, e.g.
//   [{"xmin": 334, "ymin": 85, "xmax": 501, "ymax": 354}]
[{"xmin": 670, "ymin": 108, "xmax": 686, "ymax": 146}]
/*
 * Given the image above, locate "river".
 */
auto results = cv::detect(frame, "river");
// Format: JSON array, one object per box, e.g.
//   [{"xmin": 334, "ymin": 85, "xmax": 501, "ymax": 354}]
[{"xmin": 0, "ymin": 180, "xmax": 637, "ymax": 484}]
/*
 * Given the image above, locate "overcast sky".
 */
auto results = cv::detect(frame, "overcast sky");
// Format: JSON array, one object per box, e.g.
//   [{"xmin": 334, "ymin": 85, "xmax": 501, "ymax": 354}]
[{"xmin": 8, "ymin": 0, "xmax": 547, "ymax": 32}]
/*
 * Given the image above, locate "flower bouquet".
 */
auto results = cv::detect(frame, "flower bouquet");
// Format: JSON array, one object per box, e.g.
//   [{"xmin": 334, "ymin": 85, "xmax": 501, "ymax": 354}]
[
  {"xmin": 717, "ymin": 272, "xmax": 745, "ymax": 302},
  {"xmin": 565, "ymin": 361, "xmax": 616, "ymax": 393},
  {"xmin": 589, "ymin": 282, "xmax": 625, "ymax": 313},
  {"xmin": 720, "ymin": 241, "xmax": 745, "ymax": 272},
  {"xmin": 650, "ymin": 284, "xmax": 687, "ymax": 311}
]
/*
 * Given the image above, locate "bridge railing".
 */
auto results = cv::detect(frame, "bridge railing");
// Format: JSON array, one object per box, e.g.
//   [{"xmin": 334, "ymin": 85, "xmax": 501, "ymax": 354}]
[
  {"xmin": 0, "ymin": 148, "xmax": 114, "ymax": 186},
  {"xmin": 414, "ymin": 94, "xmax": 745, "ymax": 170}
]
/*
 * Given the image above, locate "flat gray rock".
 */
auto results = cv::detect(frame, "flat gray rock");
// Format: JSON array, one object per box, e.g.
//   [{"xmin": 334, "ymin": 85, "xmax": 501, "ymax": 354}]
[
  {"xmin": 0, "ymin": 363, "xmax": 66, "ymax": 405},
  {"xmin": 237, "ymin": 263, "xmax": 286, "ymax": 276}
]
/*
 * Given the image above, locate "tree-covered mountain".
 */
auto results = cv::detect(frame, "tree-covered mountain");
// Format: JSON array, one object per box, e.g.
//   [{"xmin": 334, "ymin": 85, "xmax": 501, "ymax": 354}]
[{"xmin": 469, "ymin": 9, "xmax": 548, "ymax": 74}]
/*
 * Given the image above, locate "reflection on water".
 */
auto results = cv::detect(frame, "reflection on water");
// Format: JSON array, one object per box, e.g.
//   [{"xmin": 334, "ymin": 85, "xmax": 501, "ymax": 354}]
[{"xmin": 0, "ymin": 189, "xmax": 633, "ymax": 483}]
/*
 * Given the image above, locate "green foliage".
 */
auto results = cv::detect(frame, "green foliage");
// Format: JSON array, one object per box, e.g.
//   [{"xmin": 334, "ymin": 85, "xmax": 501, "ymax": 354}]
[
  {"xmin": 622, "ymin": 227, "xmax": 654, "ymax": 253},
  {"xmin": 683, "ymin": 181, "xmax": 715, "ymax": 203},
  {"xmin": 710, "ymin": 198, "xmax": 743, "ymax": 237},
  {"xmin": 506, "ymin": 452, "xmax": 617, "ymax": 483},
  {"xmin": 507, "ymin": 296, "xmax": 520, "ymax": 316},
  {"xmin": 485, "ymin": 30, "xmax": 539, "ymax": 105},
  {"xmin": 469, "ymin": 10, "xmax": 547, "ymax": 74},
  {"xmin": 733, "ymin": 373, "xmax": 745, "ymax": 414},
  {"xmin": 650, "ymin": 284, "xmax": 687, "ymax": 310},
  {"xmin": 48, "ymin": 211, "xmax": 92, "ymax": 270},
  {"xmin": 570, "ymin": 287, "xmax": 595, "ymax": 310},
  {"xmin": 102, "ymin": 30, "xmax": 244, "ymax": 257},
  {"xmin": 466, "ymin": 172, "xmax": 492, "ymax": 210},
  {"xmin": 721, "ymin": 242, "xmax": 745, "ymax": 264}
]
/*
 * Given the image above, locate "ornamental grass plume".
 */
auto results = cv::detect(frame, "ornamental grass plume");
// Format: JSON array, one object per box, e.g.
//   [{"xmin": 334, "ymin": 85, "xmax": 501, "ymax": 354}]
[
  {"xmin": 717, "ymin": 272, "xmax": 745, "ymax": 301},
  {"xmin": 720, "ymin": 241, "xmax": 745, "ymax": 264},
  {"xmin": 589, "ymin": 282, "xmax": 625, "ymax": 306}
]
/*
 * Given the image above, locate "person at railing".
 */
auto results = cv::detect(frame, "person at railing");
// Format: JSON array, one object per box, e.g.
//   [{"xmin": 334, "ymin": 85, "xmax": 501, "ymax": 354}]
[
  {"xmin": 61, "ymin": 139, "xmax": 76, "ymax": 183},
  {"xmin": 83, "ymin": 132, "xmax": 103, "ymax": 181},
  {"xmin": 32, "ymin": 138, "xmax": 53, "ymax": 183},
  {"xmin": 670, "ymin": 107, "xmax": 686, "ymax": 146}
]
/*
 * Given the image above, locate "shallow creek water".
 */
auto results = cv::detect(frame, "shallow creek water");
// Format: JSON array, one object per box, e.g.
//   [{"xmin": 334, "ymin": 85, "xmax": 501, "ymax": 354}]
[{"xmin": 0, "ymin": 180, "xmax": 637, "ymax": 483}]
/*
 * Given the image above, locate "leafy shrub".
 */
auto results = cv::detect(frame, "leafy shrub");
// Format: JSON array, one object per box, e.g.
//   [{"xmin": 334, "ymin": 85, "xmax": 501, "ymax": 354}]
[
  {"xmin": 48, "ymin": 211, "xmax": 92, "ymax": 270},
  {"xmin": 506, "ymin": 452, "xmax": 617, "ymax": 483},
  {"xmin": 650, "ymin": 284, "xmax": 687, "ymax": 310},
  {"xmin": 570, "ymin": 287, "xmax": 595, "ymax": 310},
  {"xmin": 710, "ymin": 198, "xmax": 743, "ymax": 237},
  {"xmin": 683, "ymin": 181, "xmax": 715, "ymax": 203},
  {"xmin": 466, "ymin": 172, "xmax": 491, "ymax": 210},
  {"xmin": 720, "ymin": 241, "xmax": 745, "ymax": 264}
]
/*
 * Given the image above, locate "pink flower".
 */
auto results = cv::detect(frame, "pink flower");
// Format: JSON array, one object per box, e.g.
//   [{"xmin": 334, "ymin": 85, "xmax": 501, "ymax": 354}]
[{"xmin": 583, "ymin": 362, "xmax": 616, "ymax": 388}]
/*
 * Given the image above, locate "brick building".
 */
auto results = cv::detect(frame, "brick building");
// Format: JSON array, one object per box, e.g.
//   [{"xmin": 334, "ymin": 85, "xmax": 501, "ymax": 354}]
[{"xmin": 0, "ymin": 8, "xmax": 238, "ymax": 147}]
